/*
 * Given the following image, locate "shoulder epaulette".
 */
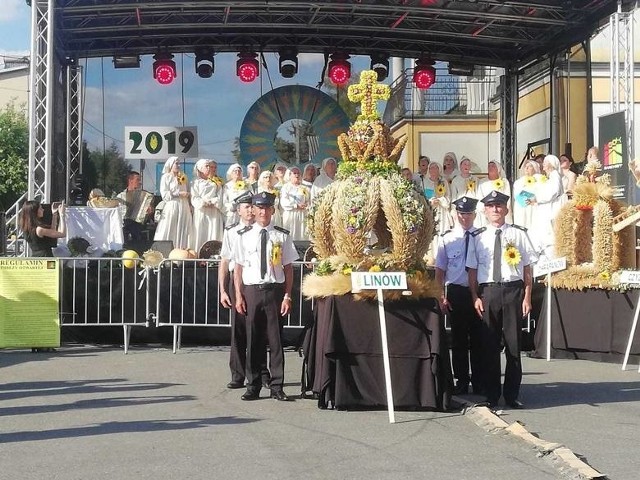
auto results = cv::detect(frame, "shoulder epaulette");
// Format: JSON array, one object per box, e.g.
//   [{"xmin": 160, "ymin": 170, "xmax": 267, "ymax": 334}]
[
  {"xmin": 510, "ymin": 223, "xmax": 528, "ymax": 232},
  {"xmin": 440, "ymin": 229, "xmax": 452, "ymax": 237},
  {"xmin": 225, "ymin": 222, "xmax": 239, "ymax": 231},
  {"xmin": 471, "ymin": 227, "xmax": 486, "ymax": 237},
  {"xmin": 274, "ymin": 225, "xmax": 290, "ymax": 235},
  {"xmin": 238, "ymin": 226, "xmax": 252, "ymax": 235}
]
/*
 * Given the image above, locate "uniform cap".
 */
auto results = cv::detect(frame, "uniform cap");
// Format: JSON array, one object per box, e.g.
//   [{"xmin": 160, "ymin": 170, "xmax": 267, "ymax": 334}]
[
  {"xmin": 233, "ymin": 191, "xmax": 253, "ymax": 205},
  {"xmin": 481, "ymin": 190, "xmax": 510, "ymax": 205},
  {"xmin": 452, "ymin": 196, "xmax": 478, "ymax": 212},
  {"xmin": 252, "ymin": 191, "xmax": 276, "ymax": 207}
]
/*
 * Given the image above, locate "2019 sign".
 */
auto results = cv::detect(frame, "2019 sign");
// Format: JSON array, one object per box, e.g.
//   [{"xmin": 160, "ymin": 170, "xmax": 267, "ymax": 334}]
[{"xmin": 124, "ymin": 126, "xmax": 198, "ymax": 159}]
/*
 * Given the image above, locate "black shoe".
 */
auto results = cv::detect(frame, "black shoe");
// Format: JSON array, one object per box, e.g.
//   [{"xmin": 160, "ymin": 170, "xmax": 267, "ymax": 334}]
[
  {"xmin": 241, "ymin": 390, "xmax": 260, "ymax": 401},
  {"xmin": 271, "ymin": 390, "xmax": 291, "ymax": 401},
  {"xmin": 506, "ymin": 399, "xmax": 524, "ymax": 409},
  {"xmin": 453, "ymin": 384, "xmax": 469, "ymax": 395},
  {"xmin": 227, "ymin": 381, "xmax": 245, "ymax": 389}
]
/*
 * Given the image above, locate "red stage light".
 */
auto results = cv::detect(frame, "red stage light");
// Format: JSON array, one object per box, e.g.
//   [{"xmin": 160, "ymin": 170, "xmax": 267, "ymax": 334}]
[
  {"xmin": 328, "ymin": 53, "xmax": 351, "ymax": 86},
  {"xmin": 152, "ymin": 53, "xmax": 176, "ymax": 85},
  {"xmin": 237, "ymin": 52, "xmax": 259, "ymax": 83},
  {"xmin": 414, "ymin": 58, "xmax": 436, "ymax": 89}
]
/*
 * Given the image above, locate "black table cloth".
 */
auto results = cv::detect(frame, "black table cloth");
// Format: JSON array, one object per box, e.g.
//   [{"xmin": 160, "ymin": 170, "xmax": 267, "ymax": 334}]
[
  {"xmin": 532, "ymin": 288, "xmax": 640, "ymax": 362},
  {"xmin": 303, "ymin": 295, "xmax": 453, "ymax": 410}
]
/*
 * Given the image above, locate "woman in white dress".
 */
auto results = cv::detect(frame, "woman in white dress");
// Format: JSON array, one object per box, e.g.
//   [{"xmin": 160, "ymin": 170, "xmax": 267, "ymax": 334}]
[
  {"xmin": 423, "ymin": 162, "xmax": 453, "ymax": 262},
  {"xmin": 476, "ymin": 160, "xmax": 512, "ymax": 227},
  {"xmin": 257, "ymin": 170, "xmax": 282, "ymax": 227},
  {"xmin": 191, "ymin": 159, "xmax": 224, "ymax": 251},
  {"xmin": 273, "ymin": 163, "xmax": 288, "ymax": 189},
  {"xmin": 154, "ymin": 156, "xmax": 194, "ymax": 249},
  {"xmin": 559, "ymin": 153, "xmax": 577, "ymax": 198},
  {"xmin": 222, "ymin": 163, "xmax": 249, "ymax": 225},
  {"xmin": 442, "ymin": 151, "xmax": 459, "ymax": 185},
  {"xmin": 529, "ymin": 154, "xmax": 566, "ymax": 257},
  {"xmin": 512, "ymin": 159, "xmax": 540, "ymax": 232},
  {"xmin": 449, "ymin": 156, "xmax": 479, "ymax": 203},
  {"xmin": 311, "ymin": 157, "xmax": 337, "ymax": 202},
  {"xmin": 245, "ymin": 161, "xmax": 261, "ymax": 193},
  {"xmin": 280, "ymin": 166, "xmax": 310, "ymax": 240}
]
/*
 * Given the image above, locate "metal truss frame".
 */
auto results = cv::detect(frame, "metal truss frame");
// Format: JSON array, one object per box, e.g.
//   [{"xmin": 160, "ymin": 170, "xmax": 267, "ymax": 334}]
[
  {"xmin": 610, "ymin": 3, "xmax": 635, "ymax": 160},
  {"xmin": 500, "ymin": 72, "xmax": 518, "ymax": 182},
  {"xmin": 25, "ymin": 0, "xmax": 634, "ymax": 202},
  {"xmin": 65, "ymin": 63, "xmax": 83, "ymax": 201},
  {"xmin": 28, "ymin": 0, "xmax": 55, "ymax": 202}
]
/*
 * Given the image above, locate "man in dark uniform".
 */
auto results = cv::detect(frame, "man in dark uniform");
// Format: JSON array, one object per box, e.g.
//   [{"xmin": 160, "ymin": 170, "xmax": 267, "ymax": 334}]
[
  {"xmin": 218, "ymin": 192, "xmax": 270, "ymax": 389},
  {"xmin": 233, "ymin": 192, "xmax": 298, "ymax": 401},
  {"xmin": 466, "ymin": 190, "xmax": 536, "ymax": 409},
  {"xmin": 435, "ymin": 196, "xmax": 482, "ymax": 395}
]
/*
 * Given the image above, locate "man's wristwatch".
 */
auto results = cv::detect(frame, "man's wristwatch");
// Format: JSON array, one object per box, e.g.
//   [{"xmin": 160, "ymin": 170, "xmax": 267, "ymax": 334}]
[{"xmin": 283, "ymin": 293, "xmax": 292, "ymax": 302}]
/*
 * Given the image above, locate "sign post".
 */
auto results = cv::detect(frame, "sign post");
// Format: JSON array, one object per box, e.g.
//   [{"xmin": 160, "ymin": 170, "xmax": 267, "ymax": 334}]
[
  {"xmin": 351, "ymin": 271, "xmax": 408, "ymax": 424},
  {"xmin": 618, "ymin": 271, "xmax": 640, "ymax": 371},
  {"xmin": 533, "ymin": 257, "xmax": 567, "ymax": 361}
]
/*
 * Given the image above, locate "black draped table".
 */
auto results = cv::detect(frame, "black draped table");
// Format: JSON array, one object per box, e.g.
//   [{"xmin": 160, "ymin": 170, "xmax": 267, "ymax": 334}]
[
  {"xmin": 532, "ymin": 288, "xmax": 640, "ymax": 362},
  {"xmin": 303, "ymin": 295, "xmax": 453, "ymax": 410}
]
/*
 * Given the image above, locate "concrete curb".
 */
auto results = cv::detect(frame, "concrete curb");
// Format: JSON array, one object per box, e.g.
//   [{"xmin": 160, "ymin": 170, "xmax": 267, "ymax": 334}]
[{"xmin": 458, "ymin": 398, "xmax": 607, "ymax": 479}]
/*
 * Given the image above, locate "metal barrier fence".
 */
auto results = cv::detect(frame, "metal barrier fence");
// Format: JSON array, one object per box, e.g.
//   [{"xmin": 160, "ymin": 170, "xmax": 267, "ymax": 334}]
[{"xmin": 57, "ymin": 256, "xmax": 311, "ymax": 353}]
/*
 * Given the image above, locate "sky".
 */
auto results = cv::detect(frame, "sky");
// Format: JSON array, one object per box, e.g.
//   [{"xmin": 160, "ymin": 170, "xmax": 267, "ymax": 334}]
[{"xmin": 0, "ymin": 0, "xmax": 381, "ymax": 183}]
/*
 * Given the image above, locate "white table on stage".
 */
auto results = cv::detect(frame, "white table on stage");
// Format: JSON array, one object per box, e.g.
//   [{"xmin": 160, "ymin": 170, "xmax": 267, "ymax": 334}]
[{"xmin": 65, "ymin": 206, "xmax": 124, "ymax": 250}]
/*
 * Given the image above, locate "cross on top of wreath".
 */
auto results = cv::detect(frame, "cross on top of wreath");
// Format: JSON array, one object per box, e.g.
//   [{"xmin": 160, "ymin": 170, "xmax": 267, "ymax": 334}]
[{"xmin": 347, "ymin": 70, "xmax": 391, "ymax": 121}]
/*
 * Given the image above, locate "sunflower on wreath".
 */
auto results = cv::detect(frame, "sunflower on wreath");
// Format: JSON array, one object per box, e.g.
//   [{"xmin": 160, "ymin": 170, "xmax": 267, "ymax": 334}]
[
  {"xmin": 233, "ymin": 179, "xmax": 247, "ymax": 191},
  {"xmin": 493, "ymin": 178, "xmax": 505, "ymax": 190},
  {"xmin": 524, "ymin": 176, "xmax": 535, "ymax": 186}
]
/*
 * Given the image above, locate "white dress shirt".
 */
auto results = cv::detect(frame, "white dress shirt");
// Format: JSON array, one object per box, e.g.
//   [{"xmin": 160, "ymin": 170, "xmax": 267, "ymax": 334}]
[
  {"xmin": 233, "ymin": 222, "xmax": 299, "ymax": 285},
  {"xmin": 435, "ymin": 225, "xmax": 476, "ymax": 286},
  {"xmin": 220, "ymin": 220, "xmax": 250, "ymax": 272},
  {"xmin": 465, "ymin": 223, "xmax": 536, "ymax": 284}
]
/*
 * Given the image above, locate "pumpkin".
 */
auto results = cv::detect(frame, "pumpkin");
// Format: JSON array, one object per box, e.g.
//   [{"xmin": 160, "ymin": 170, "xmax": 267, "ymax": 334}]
[
  {"xmin": 121, "ymin": 250, "xmax": 139, "ymax": 269},
  {"xmin": 168, "ymin": 248, "xmax": 195, "ymax": 264}
]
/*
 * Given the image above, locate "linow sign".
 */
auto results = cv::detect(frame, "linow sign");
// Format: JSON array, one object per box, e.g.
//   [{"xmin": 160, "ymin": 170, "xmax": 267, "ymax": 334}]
[{"xmin": 351, "ymin": 272, "xmax": 408, "ymax": 291}]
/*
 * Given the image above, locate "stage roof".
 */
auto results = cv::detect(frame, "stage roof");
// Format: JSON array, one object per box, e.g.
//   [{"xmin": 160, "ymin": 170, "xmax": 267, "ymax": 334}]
[{"xmin": 57, "ymin": 1, "xmax": 634, "ymax": 69}]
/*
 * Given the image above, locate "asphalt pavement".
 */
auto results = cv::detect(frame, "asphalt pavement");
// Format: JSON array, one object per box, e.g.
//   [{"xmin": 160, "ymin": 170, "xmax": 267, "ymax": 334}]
[{"xmin": 2, "ymin": 346, "xmax": 639, "ymax": 480}]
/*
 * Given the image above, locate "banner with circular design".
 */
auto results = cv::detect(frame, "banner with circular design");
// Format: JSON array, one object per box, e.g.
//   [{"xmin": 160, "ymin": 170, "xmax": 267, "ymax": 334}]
[{"xmin": 239, "ymin": 85, "xmax": 350, "ymax": 167}]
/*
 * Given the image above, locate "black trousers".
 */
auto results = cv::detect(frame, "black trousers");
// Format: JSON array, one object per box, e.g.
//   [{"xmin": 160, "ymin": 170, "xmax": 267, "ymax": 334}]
[
  {"xmin": 227, "ymin": 275, "xmax": 269, "ymax": 384},
  {"xmin": 244, "ymin": 283, "xmax": 285, "ymax": 391},
  {"xmin": 446, "ymin": 284, "xmax": 482, "ymax": 390},
  {"xmin": 478, "ymin": 282, "xmax": 523, "ymax": 404}
]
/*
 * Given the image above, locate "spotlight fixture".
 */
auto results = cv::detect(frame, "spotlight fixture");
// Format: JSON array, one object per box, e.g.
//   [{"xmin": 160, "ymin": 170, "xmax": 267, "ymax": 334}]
[
  {"xmin": 279, "ymin": 47, "xmax": 298, "ymax": 78},
  {"xmin": 328, "ymin": 52, "xmax": 351, "ymax": 86},
  {"xmin": 448, "ymin": 62, "xmax": 475, "ymax": 76},
  {"xmin": 113, "ymin": 55, "xmax": 140, "ymax": 69},
  {"xmin": 236, "ymin": 51, "xmax": 259, "ymax": 83},
  {"xmin": 370, "ymin": 53, "xmax": 389, "ymax": 81},
  {"xmin": 195, "ymin": 48, "xmax": 215, "ymax": 78},
  {"xmin": 413, "ymin": 57, "xmax": 436, "ymax": 90},
  {"xmin": 152, "ymin": 53, "xmax": 176, "ymax": 85}
]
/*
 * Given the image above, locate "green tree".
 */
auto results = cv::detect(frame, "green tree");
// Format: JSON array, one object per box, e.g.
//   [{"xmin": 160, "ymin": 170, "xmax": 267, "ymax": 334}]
[
  {"xmin": 0, "ymin": 102, "xmax": 29, "ymax": 210},
  {"xmin": 84, "ymin": 142, "xmax": 131, "ymax": 196},
  {"xmin": 321, "ymin": 72, "xmax": 360, "ymax": 122}
]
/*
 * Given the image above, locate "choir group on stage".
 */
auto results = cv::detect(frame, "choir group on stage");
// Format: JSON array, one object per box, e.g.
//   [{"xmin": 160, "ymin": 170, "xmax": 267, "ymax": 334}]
[{"xmin": 153, "ymin": 156, "xmax": 338, "ymax": 253}]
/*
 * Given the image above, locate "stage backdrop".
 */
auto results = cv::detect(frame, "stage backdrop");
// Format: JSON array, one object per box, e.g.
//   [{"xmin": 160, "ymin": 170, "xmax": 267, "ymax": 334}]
[{"xmin": 598, "ymin": 111, "xmax": 629, "ymax": 202}]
